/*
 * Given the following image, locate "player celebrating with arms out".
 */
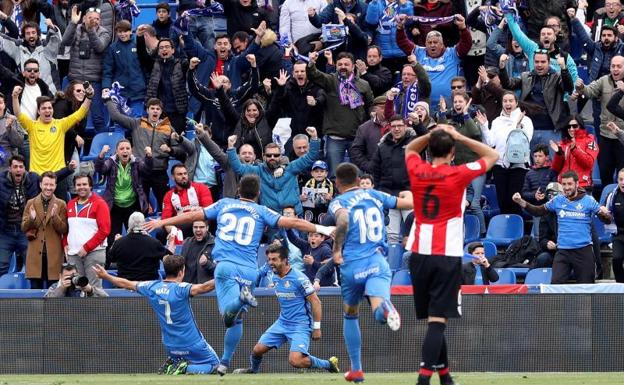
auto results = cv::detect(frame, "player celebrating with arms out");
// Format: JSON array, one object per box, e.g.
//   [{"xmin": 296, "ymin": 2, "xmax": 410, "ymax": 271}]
[
  {"xmin": 143, "ymin": 175, "xmax": 334, "ymax": 375},
  {"xmin": 93, "ymin": 255, "xmax": 219, "ymax": 375},
  {"xmin": 233, "ymin": 243, "xmax": 340, "ymax": 374},
  {"xmin": 330, "ymin": 162, "xmax": 414, "ymax": 383},
  {"xmin": 405, "ymin": 125, "xmax": 498, "ymax": 385}
]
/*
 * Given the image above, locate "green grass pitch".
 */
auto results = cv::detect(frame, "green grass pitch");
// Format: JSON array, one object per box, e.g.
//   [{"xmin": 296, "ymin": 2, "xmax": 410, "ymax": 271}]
[{"xmin": 0, "ymin": 373, "xmax": 623, "ymax": 385}]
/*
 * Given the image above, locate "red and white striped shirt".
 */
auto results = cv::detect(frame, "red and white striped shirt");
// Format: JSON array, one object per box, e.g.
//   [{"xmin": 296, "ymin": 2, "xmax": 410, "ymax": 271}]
[{"xmin": 406, "ymin": 153, "xmax": 486, "ymax": 257}]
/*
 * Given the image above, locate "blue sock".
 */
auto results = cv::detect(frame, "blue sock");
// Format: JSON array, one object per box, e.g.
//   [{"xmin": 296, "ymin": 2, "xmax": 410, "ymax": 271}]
[
  {"xmin": 374, "ymin": 305, "xmax": 387, "ymax": 324},
  {"xmin": 221, "ymin": 320, "xmax": 243, "ymax": 363},
  {"xmin": 343, "ymin": 314, "xmax": 362, "ymax": 371},
  {"xmin": 309, "ymin": 355, "xmax": 331, "ymax": 370},
  {"xmin": 250, "ymin": 354, "xmax": 262, "ymax": 373}
]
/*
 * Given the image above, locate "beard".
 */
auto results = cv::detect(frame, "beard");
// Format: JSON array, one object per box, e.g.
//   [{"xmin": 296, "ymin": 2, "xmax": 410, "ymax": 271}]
[{"xmin": 177, "ymin": 180, "xmax": 191, "ymax": 189}]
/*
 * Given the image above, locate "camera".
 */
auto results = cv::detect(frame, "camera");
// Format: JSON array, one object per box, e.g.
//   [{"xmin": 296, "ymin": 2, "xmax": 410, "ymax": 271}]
[{"xmin": 70, "ymin": 274, "xmax": 89, "ymax": 288}]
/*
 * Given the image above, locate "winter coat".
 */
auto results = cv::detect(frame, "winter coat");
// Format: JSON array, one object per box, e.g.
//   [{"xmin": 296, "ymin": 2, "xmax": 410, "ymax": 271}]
[
  {"xmin": 360, "ymin": 63, "xmax": 393, "ymax": 97},
  {"xmin": 102, "ymin": 38, "xmax": 146, "ymax": 101},
  {"xmin": 439, "ymin": 111, "xmax": 481, "ymax": 165},
  {"xmin": 63, "ymin": 22, "xmax": 111, "ymax": 82},
  {"xmin": 571, "ymin": 17, "xmax": 624, "ymax": 83},
  {"xmin": 223, "ymin": 0, "xmax": 271, "ymax": 36},
  {"xmin": 552, "ymin": 128, "xmax": 599, "ymax": 188},
  {"xmin": 580, "ymin": 74, "xmax": 624, "ymax": 139},
  {"xmin": 94, "ymin": 154, "xmax": 152, "ymax": 213},
  {"xmin": 0, "ymin": 171, "xmax": 40, "ymax": 231},
  {"xmin": 350, "ymin": 118, "xmax": 384, "ymax": 174},
  {"xmin": 21, "ymin": 194, "xmax": 67, "ymax": 279},
  {"xmin": 0, "ymin": 112, "xmax": 24, "ymax": 171},
  {"xmin": 65, "ymin": 192, "xmax": 111, "ymax": 254},
  {"xmin": 372, "ymin": 129, "xmax": 416, "ymax": 195},
  {"xmin": 309, "ymin": 0, "xmax": 368, "ymax": 29},
  {"xmin": 146, "ymin": 57, "xmax": 188, "ymax": 114},
  {"xmin": 365, "ymin": 0, "xmax": 413, "ymax": 58},
  {"xmin": 485, "ymin": 27, "xmax": 529, "ymax": 78},
  {"xmin": 69, "ymin": 0, "xmax": 115, "ymax": 36},
  {"xmin": 279, "ymin": 0, "xmax": 324, "ymax": 44},
  {"xmin": 521, "ymin": 164, "xmax": 557, "ymax": 204},
  {"xmin": 152, "ymin": 18, "xmax": 173, "ymax": 39}
]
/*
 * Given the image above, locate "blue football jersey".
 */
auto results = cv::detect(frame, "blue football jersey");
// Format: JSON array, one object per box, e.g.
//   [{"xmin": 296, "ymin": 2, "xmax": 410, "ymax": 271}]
[
  {"xmin": 544, "ymin": 194, "xmax": 601, "ymax": 249},
  {"xmin": 272, "ymin": 268, "xmax": 316, "ymax": 326},
  {"xmin": 136, "ymin": 280, "xmax": 204, "ymax": 349},
  {"xmin": 204, "ymin": 198, "xmax": 281, "ymax": 268},
  {"xmin": 329, "ymin": 188, "xmax": 397, "ymax": 264}
]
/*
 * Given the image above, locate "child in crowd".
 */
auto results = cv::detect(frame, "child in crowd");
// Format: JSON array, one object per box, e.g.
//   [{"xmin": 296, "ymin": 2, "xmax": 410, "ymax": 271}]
[
  {"xmin": 285, "ymin": 228, "xmax": 333, "ymax": 285},
  {"xmin": 359, "ymin": 174, "xmax": 374, "ymax": 189},
  {"xmin": 300, "ymin": 160, "xmax": 335, "ymax": 223}
]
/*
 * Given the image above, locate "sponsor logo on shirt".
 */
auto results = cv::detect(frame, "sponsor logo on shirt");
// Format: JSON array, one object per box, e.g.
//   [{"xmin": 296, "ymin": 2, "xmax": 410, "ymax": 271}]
[{"xmin": 354, "ymin": 266, "xmax": 380, "ymax": 280}]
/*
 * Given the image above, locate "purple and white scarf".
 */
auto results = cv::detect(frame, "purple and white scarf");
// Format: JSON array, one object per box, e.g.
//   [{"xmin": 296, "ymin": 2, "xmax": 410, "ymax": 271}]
[
  {"xmin": 480, "ymin": 5, "xmax": 503, "ymax": 33},
  {"xmin": 338, "ymin": 73, "xmax": 364, "ymax": 109},
  {"xmin": 115, "ymin": 0, "xmax": 141, "ymax": 22},
  {"xmin": 393, "ymin": 81, "xmax": 419, "ymax": 119},
  {"xmin": 173, "ymin": 2, "xmax": 225, "ymax": 34},
  {"xmin": 110, "ymin": 82, "xmax": 131, "ymax": 116},
  {"xmin": 403, "ymin": 15, "xmax": 457, "ymax": 26}
]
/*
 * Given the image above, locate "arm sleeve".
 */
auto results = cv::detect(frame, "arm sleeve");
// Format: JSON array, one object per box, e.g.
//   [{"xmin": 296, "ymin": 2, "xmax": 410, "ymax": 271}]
[
  {"xmin": 455, "ymin": 28, "xmax": 473, "ymax": 58},
  {"xmin": 82, "ymin": 201, "xmax": 111, "ymax": 253},
  {"xmin": 570, "ymin": 137, "xmax": 598, "ymax": 169},
  {"xmin": 606, "ymin": 89, "xmax": 624, "ymax": 119},
  {"xmin": 395, "ymin": 28, "xmax": 416, "ymax": 56},
  {"xmin": 505, "ymin": 13, "xmax": 538, "ymax": 55},
  {"xmin": 105, "ymin": 100, "xmax": 137, "ymax": 130},
  {"xmin": 88, "ymin": 29, "xmax": 111, "ymax": 54}
]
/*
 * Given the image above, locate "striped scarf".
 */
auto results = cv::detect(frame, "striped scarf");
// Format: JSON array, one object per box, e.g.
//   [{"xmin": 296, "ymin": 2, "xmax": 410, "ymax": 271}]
[{"xmin": 338, "ymin": 73, "xmax": 364, "ymax": 109}]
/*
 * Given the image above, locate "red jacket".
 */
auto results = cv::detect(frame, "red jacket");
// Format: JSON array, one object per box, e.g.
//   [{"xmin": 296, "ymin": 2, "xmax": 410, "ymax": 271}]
[
  {"xmin": 552, "ymin": 129, "xmax": 599, "ymax": 188},
  {"xmin": 64, "ymin": 193, "xmax": 111, "ymax": 254},
  {"xmin": 162, "ymin": 182, "xmax": 213, "ymax": 219}
]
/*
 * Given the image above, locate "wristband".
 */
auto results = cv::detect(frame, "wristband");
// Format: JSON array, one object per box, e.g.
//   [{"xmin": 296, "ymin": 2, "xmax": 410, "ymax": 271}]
[{"xmin": 313, "ymin": 322, "xmax": 321, "ymax": 330}]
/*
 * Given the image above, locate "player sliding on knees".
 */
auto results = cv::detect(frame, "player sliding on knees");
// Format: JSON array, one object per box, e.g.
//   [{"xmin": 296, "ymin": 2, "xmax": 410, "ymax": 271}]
[
  {"xmin": 93, "ymin": 255, "xmax": 219, "ymax": 375},
  {"xmin": 233, "ymin": 243, "xmax": 340, "ymax": 374},
  {"xmin": 143, "ymin": 174, "xmax": 334, "ymax": 375},
  {"xmin": 330, "ymin": 162, "xmax": 414, "ymax": 383}
]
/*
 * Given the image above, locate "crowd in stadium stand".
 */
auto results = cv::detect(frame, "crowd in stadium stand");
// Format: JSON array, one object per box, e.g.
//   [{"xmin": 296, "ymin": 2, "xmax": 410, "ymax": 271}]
[{"xmin": 2, "ymin": 0, "xmax": 624, "ymax": 291}]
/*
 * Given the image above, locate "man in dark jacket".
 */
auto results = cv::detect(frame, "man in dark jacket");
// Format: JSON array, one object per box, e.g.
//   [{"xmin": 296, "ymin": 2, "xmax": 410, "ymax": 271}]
[
  {"xmin": 181, "ymin": 220, "xmax": 216, "ymax": 283},
  {"xmin": 462, "ymin": 242, "xmax": 499, "ymax": 285},
  {"xmin": 356, "ymin": 46, "xmax": 393, "ymax": 97},
  {"xmin": 223, "ymin": 0, "xmax": 272, "ymax": 37},
  {"xmin": 350, "ymin": 95, "xmax": 387, "ymax": 174},
  {"xmin": 372, "ymin": 115, "xmax": 416, "ymax": 243},
  {"xmin": 152, "ymin": 2, "xmax": 173, "ymax": 39}
]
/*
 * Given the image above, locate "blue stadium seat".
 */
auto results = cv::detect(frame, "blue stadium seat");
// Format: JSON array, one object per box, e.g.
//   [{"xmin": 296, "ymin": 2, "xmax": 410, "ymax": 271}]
[
  {"xmin": 592, "ymin": 163, "xmax": 602, "ymax": 189},
  {"xmin": 464, "ymin": 214, "xmax": 480, "ymax": 243},
  {"xmin": 81, "ymin": 131, "xmax": 125, "ymax": 161},
  {"xmin": 599, "ymin": 183, "xmax": 617, "ymax": 205},
  {"xmin": 463, "ymin": 240, "xmax": 497, "ymax": 261},
  {"xmin": 524, "ymin": 268, "xmax": 552, "ymax": 285},
  {"xmin": 391, "ymin": 269, "xmax": 411, "ymax": 286},
  {"xmin": 8, "ymin": 253, "xmax": 18, "ymax": 273},
  {"xmin": 102, "ymin": 270, "xmax": 118, "ymax": 289},
  {"xmin": 147, "ymin": 190, "xmax": 159, "ymax": 217},
  {"xmin": 0, "ymin": 272, "xmax": 30, "ymax": 289},
  {"xmin": 387, "ymin": 243, "xmax": 404, "ymax": 272},
  {"xmin": 593, "ymin": 215, "xmax": 613, "ymax": 245},
  {"xmin": 257, "ymin": 244, "xmax": 268, "ymax": 267},
  {"xmin": 492, "ymin": 269, "xmax": 516, "ymax": 285},
  {"xmin": 167, "ymin": 159, "xmax": 179, "ymax": 188},
  {"xmin": 483, "ymin": 214, "xmax": 524, "ymax": 247},
  {"xmin": 481, "ymin": 184, "xmax": 500, "ymax": 219}
]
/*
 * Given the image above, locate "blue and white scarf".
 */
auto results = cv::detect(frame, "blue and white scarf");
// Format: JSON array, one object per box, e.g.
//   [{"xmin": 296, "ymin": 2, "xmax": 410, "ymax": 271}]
[
  {"xmin": 393, "ymin": 81, "xmax": 419, "ymax": 119},
  {"xmin": 110, "ymin": 82, "xmax": 131, "ymax": 116},
  {"xmin": 173, "ymin": 2, "xmax": 225, "ymax": 35},
  {"xmin": 115, "ymin": 0, "xmax": 141, "ymax": 22},
  {"xmin": 378, "ymin": 0, "xmax": 399, "ymax": 35}
]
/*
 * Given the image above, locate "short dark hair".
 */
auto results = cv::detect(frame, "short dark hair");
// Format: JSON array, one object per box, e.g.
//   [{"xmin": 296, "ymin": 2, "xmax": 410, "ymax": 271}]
[
  {"xmin": 0, "ymin": 92, "xmax": 4, "ymax": 101},
  {"xmin": 116, "ymin": 138, "xmax": 131, "ymax": 149},
  {"xmin": 232, "ymin": 31, "xmax": 249, "ymax": 43},
  {"xmin": 24, "ymin": 58, "xmax": 40, "ymax": 68},
  {"xmin": 367, "ymin": 45, "xmax": 382, "ymax": 57},
  {"xmin": 336, "ymin": 51, "xmax": 355, "ymax": 64},
  {"xmin": 561, "ymin": 170, "xmax": 579, "ymax": 182},
  {"xmin": 115, "ymin": 20, "xmax": 132, "ymax": 32},
  {"xmin": 467, "ymin": 242, "xmax": 484, "ymax": 254},
  {"xmin": 158, "ymin": 38, "xmax": 175, "ymax": 49},
  {"xmin": 451, "ymin": 76, "xmax": 466, "ymax": 85},
  {"xmin": 360, "ymin": 173, "xmax": 374, "ymax": 183},
  {"xmin": 171, "ymin": 163, "xmax": 187, "ymax": 174},
  {"xmin": 533, "ymin": 143, "xmax": 549, "ymax": 156},
  {"xmin": 601, "ymin": 25, "xmax": 618, "ymax": 35},
  {"xmin": 215, "ymin": 33, "xmax": 230, "ymax": 43},
  {"xmin": 156, "ymin": 2, "xmax": 170, "ymax": 12},
  {"xmin": 36, "ymin": 96, "xmax": 53, "ymax": 110},
  {"xmin": 264, "ymin": 143, "xmax": 280, "ymax": 153},
  {"xmin": 335, "ymin": 162, "xmax": 359, "ymax": 186},
  {"xmin": 452, "ymin": 90, "xmax": 470, "ymax": 102},
  {"xmin": 21, "ymin": 21, "xmax": 40, "ymax": 38},
  {"xmin": 40, "ymin": 171, "xmax": 57, "ymax": 181},
  {"xmin": 239, "ymin": 174, "xmax": 261, "ymax": 200},
  {"xmin": 389, "ymin": 115, "xmax": 405, "ymax": 124},
  {"xmin": 146, "ymin": 98, "xmax": 163, "ymax": 109},
  {"xmin": 163, "ymin": 255, "xmax": 185, "ymax": 277},
  {"xmin": 265, "ymin": 243, "xmax": 289, "ymax": 261},
  {"xmin": 8, "ymin": 154, "xmax": 25, "ymax": 167},
  {"xmin": 429, "ymin": 129, "xmax": 455, "ymax": 158},
  {"xmin": 73, "ymin": 173, "xmax": 93, "ymax": 187}
]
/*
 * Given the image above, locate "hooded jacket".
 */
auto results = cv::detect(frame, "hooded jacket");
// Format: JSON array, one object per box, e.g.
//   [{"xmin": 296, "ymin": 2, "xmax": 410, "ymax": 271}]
[
  {"xmin": 102, "ymin": 37, "xmax": 147, "ymax": 102},
  {"xmin": 552, "ymin": 128, "xmax": 599, "ymax": 188}
]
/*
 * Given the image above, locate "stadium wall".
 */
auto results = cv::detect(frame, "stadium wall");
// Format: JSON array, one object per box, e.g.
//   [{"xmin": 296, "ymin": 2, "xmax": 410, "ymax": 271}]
[{"xmin": 1, "ymin": 293, "xmax": 623, "ymax": 373}]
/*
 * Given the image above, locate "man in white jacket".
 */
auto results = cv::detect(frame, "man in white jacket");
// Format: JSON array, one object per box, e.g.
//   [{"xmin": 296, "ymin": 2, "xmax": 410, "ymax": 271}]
[{"xmin": 280, "ymin": 0, "xmax": 325, "ymax": 44}]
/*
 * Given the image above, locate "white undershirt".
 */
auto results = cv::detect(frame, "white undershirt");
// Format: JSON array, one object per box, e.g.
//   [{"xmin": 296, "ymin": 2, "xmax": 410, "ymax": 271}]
[{"xmin": 21, "ymin": 84, "xmax": 41, "ymax": 120}]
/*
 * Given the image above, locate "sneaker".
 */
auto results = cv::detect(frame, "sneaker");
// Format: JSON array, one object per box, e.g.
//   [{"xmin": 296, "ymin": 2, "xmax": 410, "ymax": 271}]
[
  {"xmin": 328, "ymin": 356, "xmax": 340, "ymax": 373},
  {"xmin": 157, "ymin": 357, "xmax": 174, "ymax": 375},
  {"xmin": 216, "ymin": 363, "xmax": 228, "ymax": 376},
  {"xmin": 382, "ymin": 299, "xmax": 401, "ymax": 331},
  {"xmin": 344, "ymin": 370, "xmax": 365, "ymax": 382},
  {"xmin": 172, "ymin": 359, "xmax": 188, "ymax": 375},
  {"xmin": 233, "ymin": 368, "xmax": 256, "ymax": 374},
  {"xmin": 239, "ymin": 285, "xmax": 258, "ymax": 307},
  {"xmin": 222, "ymin": 311, "xmax": 238, "ymax": 328}
]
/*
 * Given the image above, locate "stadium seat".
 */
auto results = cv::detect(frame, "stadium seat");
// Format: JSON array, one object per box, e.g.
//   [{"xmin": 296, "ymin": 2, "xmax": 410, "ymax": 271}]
[
  {"xmin": 0, "ymin": 272, "xmax": 30, "ymax": 289},
  {"xmin": 8, "ymin": 253, "xmax": 17, "ymax": 273},
  {"xmin": 584, "ymin": 124, "xmax": 595, "ymax": 136},
  {"xmin": 81, "ymin": 131, "xmax": 125, "ymax": 161},
  {"xmin": 463, "ymin": 241, "xmax": 497, "ymax": 261},
  {"xmin": 524, "ymin": 268, "xmax": 552, "ymax": 285},
  {"xmin": 599, "ymin": 183, "xmax": 617, "ymax": 205},
  {"xmin": 464, "ymin": 214, "xmax": 480, "ymax": 243},
  {"xmin": 147, "ymin": 191, "xmax": 159, "ymax": 217},
  {"xmin": 167, "ymin": 159, "xmax": 179, "ymax": 188},
  {"xmin": 387, "ymin": 243, "xmax": 404, "ymax": 272},
  {"xmin": 492, "ymin": 269, "xmax": 517, "ymax": 285},
  {"xmin": 257, "ymin": 244, "xmax": 268, "ymax": 267},
  {"xmin": 481, "ymin": 184, "xmax": 500, "ymax": 219},
  {"xmin": 102, "ymin": 270, "xmax": 118, "ymax": 289},
  {"xmin": 593, "ymin": 215, "xmax": 613, "ymax": 245},
  {"xmin": 483, "ymin": 214, "xmax": 524, "ymax": 247},
  {"xmin": 592, "ymin": 163, "xmax": 602, "ymax": 189},
  {"xmin": 391, "ymin": 269, "xmax": 412, "ymax": 286}
]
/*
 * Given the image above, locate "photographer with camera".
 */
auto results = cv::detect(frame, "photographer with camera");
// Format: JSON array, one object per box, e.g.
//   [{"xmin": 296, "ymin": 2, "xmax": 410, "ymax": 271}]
[{"xmin": 45, "ymin": 262, "xmax": 108, "ymax": 297}]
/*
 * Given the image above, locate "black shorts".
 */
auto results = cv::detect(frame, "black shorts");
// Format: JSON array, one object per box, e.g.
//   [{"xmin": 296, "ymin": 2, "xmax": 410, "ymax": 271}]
[{"xmin": 408, "ymin": 253, "xmax": 462, "ymax": 319}]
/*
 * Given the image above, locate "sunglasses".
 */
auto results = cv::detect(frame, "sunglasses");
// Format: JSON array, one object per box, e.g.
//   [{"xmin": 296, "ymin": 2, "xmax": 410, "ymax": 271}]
[
  {"xmin": 535, "ymin": 48, "xmax": 549, "ymax": 54},
  {"xmin": 451, "ymin": 85, "xmax": 463, "ymax": 90},
  {"xmin": 265, "ymin": 153, "xmax": 281, "ymax": 158},
  {"xmin": 567, "ymin": 123, "xmax": 579, "ymax": 129},
  {"xmin": 24, "ymin": 68, "xmax": 39, "ymax": 73},
  {"xmin": 87, "ymin": 7, "xmax": 101, "ymax": 13}
]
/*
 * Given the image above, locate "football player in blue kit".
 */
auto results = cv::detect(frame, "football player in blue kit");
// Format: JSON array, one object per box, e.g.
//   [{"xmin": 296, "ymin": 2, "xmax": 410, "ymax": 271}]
[
  {"xmin": 330, "ymin": 162, "xmax": 414, "ymax": 383},
  {"xmin": 93, "ymin": 255, "xmax": 219, "ymax": 375},
  {"xmin": 143, "ymin": 174, "xmax": 334, "ymax": 375},
  {"xmin": 233, "ymin": 242, "xmax": 340, "ymax": 374}
]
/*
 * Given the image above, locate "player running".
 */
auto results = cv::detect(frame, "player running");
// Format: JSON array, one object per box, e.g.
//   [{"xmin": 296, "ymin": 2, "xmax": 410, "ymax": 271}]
[
  {"xmin": 143, "ymin": 174, "xmax": 334, "ymax": 375},
  {"xmin": 330, "ymin": 162, "xmax": 414, "ymax": 383},
  {"xmin": 233, "ymin": 243, "xmax": 340, "ymax": 374},
  {"xmin": 405, "ymin": 125, "xmax": 498, "ymax": 385},
  {"xmin": 93, "ymin": 255, "xmax": 219, "ymax": 375}
]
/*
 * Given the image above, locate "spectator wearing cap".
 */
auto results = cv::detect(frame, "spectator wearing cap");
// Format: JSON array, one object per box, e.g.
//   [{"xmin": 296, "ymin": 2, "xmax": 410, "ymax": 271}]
[
  {"xmin": 471, "ymin": 65, "xmax": 505, "ymax": 123},
  {"xmin": 350, "ymin": 95, "xmax": 388, "ymax": 174},
  {"xmin": 300, "ymin": 160, "xmax": 335, "ymax": 223},
  {"xmin": 372, "ymin": 114, "xmax": 416, "ymax": 243},
  {"xmin": 102, "ymin": 20, "xmax": 146, "ymax": 118},
  {"xmin": 462, "ymin": 242, "xmax": 499, "ymax": 285},
  {"xmin": 151, "ymin": 2, "xmax": 173, "ymax": 39}
]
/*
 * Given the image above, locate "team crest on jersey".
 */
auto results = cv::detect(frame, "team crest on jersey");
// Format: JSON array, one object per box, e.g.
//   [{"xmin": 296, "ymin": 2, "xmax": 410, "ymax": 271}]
[
  {"xmin": 576, "ymin": 203, "xmax": 583, "ymax": 210},
  {"xmin": 50, "ymin": 126, "xmax": 57, "ymax": 133},
  {"xmin": 465, "ymin": 161, "xmax": 482, "ymax": 171},
  {"xmin": 284, "ymin": 280, "xmax": 291, "ymax": 288}
]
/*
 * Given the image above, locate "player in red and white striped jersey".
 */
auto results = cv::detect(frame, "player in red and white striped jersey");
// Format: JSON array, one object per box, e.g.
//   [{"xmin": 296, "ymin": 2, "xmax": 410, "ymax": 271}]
[{"xmin": 404, "ymin": 125, "xmax": 498, "ymax": 385}]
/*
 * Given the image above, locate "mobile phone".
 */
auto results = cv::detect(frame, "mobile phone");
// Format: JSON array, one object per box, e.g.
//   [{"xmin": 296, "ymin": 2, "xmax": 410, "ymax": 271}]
[{"xmin": 83, "ymin": 81, "xmax": 90, "ymax": 90}]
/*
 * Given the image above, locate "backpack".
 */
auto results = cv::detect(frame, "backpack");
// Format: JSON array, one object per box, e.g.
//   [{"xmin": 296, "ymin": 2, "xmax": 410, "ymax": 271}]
[
  {"xmin": 492, "ymin": 235, "xmax": 540, "ymax": 268},
  {"xmin": 505, "ymin": 128, "xmax": 530, "ymax": 165}
]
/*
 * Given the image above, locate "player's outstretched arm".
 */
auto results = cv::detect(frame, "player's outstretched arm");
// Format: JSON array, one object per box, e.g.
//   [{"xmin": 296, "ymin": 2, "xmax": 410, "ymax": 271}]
[
  {"xmin": 143, "ymin": 210, "xmax": 206, "ymax": 233},
  {"xmin": 512, "ymin": 192, "xmax": 548, "ymax": 216},
  {"xmin": 277, "ymin": 216, "xmax": 334, "ymax": 236},
  {"xmin": 395, "ymin": 190, "xmax": 414, "ymax": 210},
  {"xmin": 307, "ymin": 292, "xmax": 323, "ymax": 340},
  {"xmin": 332, "ymin": 209, "xmax": 349, "ymax": 265},
  {"xmin": 190, "ymin": 279, "xmax": 216, "ymax": 297},
  {"xmin": 404, "ymin": 132, "xmax": 431, "ymax": 158},
  {"xmin": 92, "ymin": 264, "xmax": 138, "ymax": 291}
]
